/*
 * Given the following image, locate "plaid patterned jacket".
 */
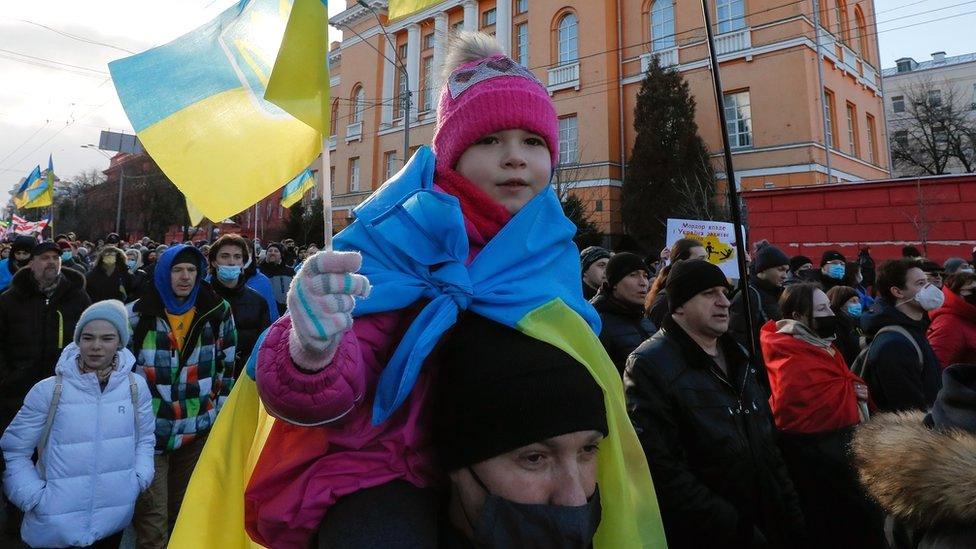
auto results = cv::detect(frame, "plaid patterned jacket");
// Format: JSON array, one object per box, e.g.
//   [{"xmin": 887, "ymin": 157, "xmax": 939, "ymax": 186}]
[{"xmin": 126, "ymin": 282, "xmax": 236, "ymax": 453}]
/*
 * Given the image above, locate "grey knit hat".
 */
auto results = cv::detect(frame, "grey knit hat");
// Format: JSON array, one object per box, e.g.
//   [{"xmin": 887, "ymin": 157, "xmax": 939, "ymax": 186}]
[{"xmin": 74, "ymin": 299, "xmax": 130, "ymax": 348}]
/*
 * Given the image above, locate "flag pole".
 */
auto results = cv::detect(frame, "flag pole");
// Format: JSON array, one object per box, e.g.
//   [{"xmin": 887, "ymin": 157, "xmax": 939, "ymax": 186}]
[
  {"xmin": 698, "ymin": 0, "xmax": 758, "ymax": 364},
  {"xmin": 322, "ymin": 137, "xmax": 333, "ymax": 251}
]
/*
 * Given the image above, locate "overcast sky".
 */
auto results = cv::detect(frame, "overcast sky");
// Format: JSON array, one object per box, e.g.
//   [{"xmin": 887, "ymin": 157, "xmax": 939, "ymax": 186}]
[{"xmin": 0, "ymin": 0, "xmax": 972, "ymax": 194}]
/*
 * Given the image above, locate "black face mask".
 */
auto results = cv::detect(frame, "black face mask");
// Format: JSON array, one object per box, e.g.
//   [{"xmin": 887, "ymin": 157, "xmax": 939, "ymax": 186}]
[
  {"xmin": 812, "ymin": 315, "xmax": 837, "ymax": 339},
  {"xmin": 463, "ymin": 468, "xmax": 602, "ymax": 549}
]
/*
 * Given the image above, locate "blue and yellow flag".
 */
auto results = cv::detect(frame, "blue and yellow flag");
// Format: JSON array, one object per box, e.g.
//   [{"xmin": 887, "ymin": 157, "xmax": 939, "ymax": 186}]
[
  {"xmin": 280, "ymin": 167, "xmax": 315, "ymax": 208},
  {"xmin": 109, "ymin": 0, "xmax": 330, "ymax": 222},
  {"xmin": 13, "ymin": 163, "xmax": 51, "ymax": 209},
  {"xmin": 388, "ymin": 0, "xmax": 446, "ymax": 20}
]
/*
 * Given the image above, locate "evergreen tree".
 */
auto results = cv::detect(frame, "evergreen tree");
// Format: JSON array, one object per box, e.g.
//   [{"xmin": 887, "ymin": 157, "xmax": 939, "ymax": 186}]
[
  {"xmin": 622, "ymin": 56, "xmax": 724, "ymax": 250},
  {"xmin": 561, "ymin": 194, "xmax": 602, "ymax": 249}
]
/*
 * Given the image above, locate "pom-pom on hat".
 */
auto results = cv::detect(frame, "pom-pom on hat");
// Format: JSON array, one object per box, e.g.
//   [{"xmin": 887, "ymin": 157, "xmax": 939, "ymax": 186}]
[{"xmin": 432, "ymin": 32, "xmax": 559, "ymax": 172}]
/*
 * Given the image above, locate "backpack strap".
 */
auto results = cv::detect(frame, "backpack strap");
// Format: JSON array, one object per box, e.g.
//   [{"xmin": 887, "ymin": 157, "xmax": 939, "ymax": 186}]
[
  {"xmin": 876, "ymin": 325, "xmax": 924, "ymax": 369},
  {"xmin": 36, "ymin": 373, "xmax": 63, "ymax": 481},
  {"xmin": 749, "ymin": 286, "xmax": 769, "ymax": 324}
]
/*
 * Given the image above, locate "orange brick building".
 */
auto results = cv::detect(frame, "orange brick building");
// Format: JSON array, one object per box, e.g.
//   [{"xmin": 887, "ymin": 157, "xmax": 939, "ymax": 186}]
[{"xmin": 319, "ymin": 0, "xmax": 890, "ymax": 240}]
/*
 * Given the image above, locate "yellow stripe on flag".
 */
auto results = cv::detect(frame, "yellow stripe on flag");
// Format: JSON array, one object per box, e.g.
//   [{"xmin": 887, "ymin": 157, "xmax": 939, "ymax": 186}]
[
  {"xmin": 265, "ymin": 0, "xmax": 330, "ymax": 135},
  {"xmin": 171, "ymin": 375, "xmax": 276, "ymax": 548}
]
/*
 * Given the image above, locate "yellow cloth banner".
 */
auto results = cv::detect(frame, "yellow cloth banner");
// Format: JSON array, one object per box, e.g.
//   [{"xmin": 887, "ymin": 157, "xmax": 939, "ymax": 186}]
[{"xmin": 388, "ymin": 0, "xmax": 447, "ymax": 20}]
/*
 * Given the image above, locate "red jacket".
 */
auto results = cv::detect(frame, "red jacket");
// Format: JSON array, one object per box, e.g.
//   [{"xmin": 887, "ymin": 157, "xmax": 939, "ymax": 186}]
[
  {"xmin": 927, "ymin": 287, "xmax": 976, "ymax": 369},
  {"xmin": 760, "ymin": 321, "xmax": 864, "ymax": 434}
]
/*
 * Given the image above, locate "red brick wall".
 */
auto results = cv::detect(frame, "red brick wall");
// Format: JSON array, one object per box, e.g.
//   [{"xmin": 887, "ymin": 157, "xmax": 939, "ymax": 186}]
[{"xmin": 744, "ymin": 174, "xmax": 976, "ymax": 263}]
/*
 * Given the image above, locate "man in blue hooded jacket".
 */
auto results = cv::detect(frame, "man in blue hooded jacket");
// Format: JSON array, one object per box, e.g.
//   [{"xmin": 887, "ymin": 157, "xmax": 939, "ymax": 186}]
[{"xmin": 126, "ymin": 244, "xmax": 237, "ymax": 549}]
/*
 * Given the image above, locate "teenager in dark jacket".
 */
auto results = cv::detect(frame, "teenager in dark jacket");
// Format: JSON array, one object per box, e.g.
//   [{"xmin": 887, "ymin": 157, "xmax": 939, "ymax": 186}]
[
  {"xmin": 827, "ymin": 285, "xmax": 864, "ymax": 366},
  {"xmin": 729, "ymin": 243, "xmax": 789, "ymax": 389},
  {"xmin": 592, "ymin": 252, "xmax": 654, "ymax": 374},
  {"xmin": 56, "ymin": 241, "xmax": 87, "ymax": 275},
  {"xmin": 85, "ymin": 246, "xmax": 133, "ymax": 303},
  {"xmin": 625, "ymin": 260, "xmax": 806, "ymax": 549},
  {"xmin": 580, "ymin": 246, "xmax": 611, "ymax": 301},
  {"xmin": 854, "ymin": 363, "xmax": 976, "ymax": 549},
  {"xmin": 208, "ymin": 235, "xmax": 271, "ymax": 377},
  {"xmin": 860, "ymin": 259, "xmax": 943, "ymax": 412},
  {"xmin": 257, "ymin": 243, "xmax": 294, "ymax": 316},
  {"xmin": 0, "ymin": 242, "xmax": 90, "ymax": 433},
  {"xmin": 816, "ymin": 250, "xmax": 847, "ymax": 292}
]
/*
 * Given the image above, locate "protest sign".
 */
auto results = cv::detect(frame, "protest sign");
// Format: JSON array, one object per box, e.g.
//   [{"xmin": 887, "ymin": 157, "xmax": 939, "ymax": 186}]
[{"xmin": 666, "ymin": 218, "xmax": 742, "ymax": 279}]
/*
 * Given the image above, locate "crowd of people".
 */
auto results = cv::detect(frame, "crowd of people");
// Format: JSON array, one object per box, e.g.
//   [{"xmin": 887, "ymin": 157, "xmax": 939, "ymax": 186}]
[{"xmin": 0, "ymin": 31, "xmax": 975, "ymax": 549}]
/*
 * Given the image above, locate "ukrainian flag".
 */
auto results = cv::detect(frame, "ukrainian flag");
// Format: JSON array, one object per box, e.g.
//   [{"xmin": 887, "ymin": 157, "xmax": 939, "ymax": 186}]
[
  {"xmin": 13, "ymin": 165, "xmax": 46, "ymax": 209},
  {"xmin": 279, "ymin": 167, "xmax": 316, "ymax": 208},
  {"xmin": 109, "ymin": 0, "xmax": 330, "ymax": 223},
  {"xmin": 388, "ymin": 0, "xmax": 446, "ymax": 20}
]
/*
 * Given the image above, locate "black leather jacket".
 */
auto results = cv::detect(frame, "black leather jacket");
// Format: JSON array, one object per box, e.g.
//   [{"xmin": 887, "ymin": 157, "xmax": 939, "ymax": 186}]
[{"xmin": 624, "ymin": 317, "xmax": 806, "ymax": 549}]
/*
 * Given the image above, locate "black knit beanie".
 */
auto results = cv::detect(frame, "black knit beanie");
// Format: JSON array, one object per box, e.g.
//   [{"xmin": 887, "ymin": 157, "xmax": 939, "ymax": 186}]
[
  {"xmin": 173, "ymin": 247, "xmax": 199, "ymax": 267},
  {"xmin": 580, "ymin": 246, "xmax": 612, "ymax": 274},
  {"xmin": 789, "ymin": 255, "xmax": 812, "ymax": 273},
  {"xmin": 435, "ymin": 314, "xmax": 608, "ymax": 471},
  {"xmin": 604, "ymin": 252, "xmax": 646, "ymax": 290},
  {"xmin": 11, "ymin": 235, "xmax": 36, "ymax": 256},
  {"xmin": 820, "ymin": 250, "xmax": 846, "ymax": 266},
  {"xmin": 753, "ymin": 244, "xmax": 789, "ymax": 273},
  {"xmin": 929, "ymin": 363, "xmax": 976, "ymax": 432},
  {"xmin": 666, "ymin": 259, "xmax": 729, "ymax": 313}
]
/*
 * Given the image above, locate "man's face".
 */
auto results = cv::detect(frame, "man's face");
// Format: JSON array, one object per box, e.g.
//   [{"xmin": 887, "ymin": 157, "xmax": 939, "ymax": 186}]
[
  {"xmin": 449, "ymin": 430, "xmax": 602, "ymax": 527},
  {"xmin": 13, "ymin": 250, "xmax": 30, "ymax": 265},
  {"xmin": 613, "ymin": 269, "xmax": 650, "ymax": 307},
  {"xmin": 925, "ymin": 271, "xmax": 943, "ymax": 289},
  {"xmin": 582, "ymin": 258, "xmax": 609, "ymax": 289},
  {"xmin": 674, "ymin": 286, "xmax": 731, "ymax": 338},
  {"xmin": 30, "ymin": 251, "xmax": 61, "ymax": 286},
  {"xmin": 266, "ymin": 247, "xmax": 281, "ymax": 264},
  {"xmin": 215, "ymin": 244, "xmax": 245, "ymax": 267},
  {"xmin": 891, "ymin": 267, "xmax": 928, "ymax": 304},
  {"xmin": 758, "ymin": 265, "xmax": 789, "ymax": 287},
  {"xmin": 822, "ymin": 259, "xmax": 844, "ymax": 276},
  {"xmin": 170, "ymin": 263, "xmax": 198, "ymax": 299}
]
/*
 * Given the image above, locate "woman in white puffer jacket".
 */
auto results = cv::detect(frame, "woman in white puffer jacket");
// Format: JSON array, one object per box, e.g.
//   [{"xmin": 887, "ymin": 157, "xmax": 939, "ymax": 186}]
[{"xmin": 1, "ymin": 299, "xmax": 154, "ymax": 548}]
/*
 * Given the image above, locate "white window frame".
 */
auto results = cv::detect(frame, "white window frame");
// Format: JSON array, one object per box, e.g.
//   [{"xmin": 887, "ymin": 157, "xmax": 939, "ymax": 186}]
[
  {"xmin": 927, "ymin": 89, "xmax": 942, "ymax": 107},
  {"xmin": 557, "ymin": 13, "xmax": 578, "ymax": 65},
  {"xmin": 352, "ymin": 86, "xmax": 365, "ymax": 123},
  {"xmin": 349, "ymin": 157, "xmax": 360, "ymax": 192},
  {"xmin": 824, "ymin": 90, "xmax": 835, "ymax": 149},
  {"xmin": 650, "ymin": 0, "xmax": 675, "ymax": 51},
  {"xmin": 516, "ymin": 23, "xmax": 529, "ymax": 66},
  {"xmin": 891, "ymin": 95, "xmax": 905, "ymax": 113},
  {"xmin": 395, "ymin": 45, "xmax": 408, "ymax": 119},
  {"xmin": 866, "ymin": 114, "xmax": 876, "ymax": 163},
  {"xmin": 846, "ymin": 103, "xmax": 857, "ymax": 156},
  {"xmin": 716, "ymin": 0, "xmax": 745, "ymax": 34},
  {"xmin": 384, "ymin": 151, "xmax": 398, "ymax": 180},
  {"xmin": 558, "ymin": 115, "xmax": 579, "ymax": 166},
  {"xmin": 424, "ymin": 33, "xmax": 435, "ymax": 49},
  {"xmin": 724, "ymin": 91, "xmax": 752, "ymax": 149},
  {"xmin": 483, "ymin": 8, "xmax": 497, "ymax": 27},
  {"xmin": 516, "ymin": 0, "xmax": 528, "ymax": 14}
]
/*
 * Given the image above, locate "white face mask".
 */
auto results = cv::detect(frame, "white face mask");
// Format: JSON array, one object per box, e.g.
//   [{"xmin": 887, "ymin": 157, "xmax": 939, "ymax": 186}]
[{"xmin": 913, "ymin": 284, "xmax": 945, "ymax": 311}]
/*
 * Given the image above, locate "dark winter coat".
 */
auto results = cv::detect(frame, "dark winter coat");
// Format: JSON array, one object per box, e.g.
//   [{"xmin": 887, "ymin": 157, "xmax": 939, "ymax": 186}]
[
  {"xmin": 853, "ymin": 412, "xmax": 976, "ymax": 549},
  {"xmin": 647, "ymin": 290, "xmax": 669, "ymax": 328},
  {"xmin": 860, "ymin": 299, "xmax": 942, "ymax": 412},
  {"xmin": 591, "ymin": 291, "xmax": 655, "ymax": 375},
  {"xmin": 61, "ymin": 257, "xmax": 88, "ymax": 276},
  {"xmin": 127, "ymin": 267, "xmax": 150, "ymax": 303},
  {"xmin": 85, "ymin": 251, "xmax": 133, "ymax": 303},
  {"xmin": 730, "ymin": 276, "xmax": 783, "ymax": 349},
  {"xmin": 624, "ymin": 317, "xmax": 806, "ymax": 549},
  {"xmin": 258, "ymin": 261, "xmax": 294, "ymax": 316},
  {"xmin": 0, "ymin": 268, "xmax": 90, "ymax": 430},
  {"xmin": 212, "ymin": 278, "xmax": 271, "ymax": 378},
  {"xmin": 582, "ymin": 281, "xmax": 598, "ymax": 301}
]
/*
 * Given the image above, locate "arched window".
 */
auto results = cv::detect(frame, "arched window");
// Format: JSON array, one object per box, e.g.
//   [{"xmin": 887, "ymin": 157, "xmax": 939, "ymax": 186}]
[
  {"xmin": 557, "ymin": 12, "xmax": 578, "ymax": 65},
  {"xmin": 853, "ymin": 6, "xmax": 869, "ymax": 57},
  {"xmin": 351, "ymin": 85, "xmax": 365, "ymax": 124},
  {"xmin": 836, "ymin": 0, "xmax": 850, "ymax": 44},
  {"xmin": 650, "ymin": 0, "xmax": 675, "ymax": 51}
]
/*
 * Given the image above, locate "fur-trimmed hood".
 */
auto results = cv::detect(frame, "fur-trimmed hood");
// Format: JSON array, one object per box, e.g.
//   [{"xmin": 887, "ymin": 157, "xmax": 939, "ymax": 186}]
[{"xmin": 852, "ymin": 411, "xmax": 976, "ymax": 529}]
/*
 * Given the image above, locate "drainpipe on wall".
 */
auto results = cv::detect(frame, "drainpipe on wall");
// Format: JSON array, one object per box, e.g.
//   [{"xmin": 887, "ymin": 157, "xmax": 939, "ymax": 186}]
[
  {"xmin": 617, "ymin": 0, "xmax": 627, "ymax": 190},
  {"xmin": 812, "ymin": 0, "xmax": 834, "ymax": 184}
]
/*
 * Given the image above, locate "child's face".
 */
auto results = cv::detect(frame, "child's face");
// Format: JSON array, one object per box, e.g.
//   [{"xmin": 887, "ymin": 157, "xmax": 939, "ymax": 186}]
[{"xmin": 455, "ymin": 129, "xmax": 551, "ymax": 214}]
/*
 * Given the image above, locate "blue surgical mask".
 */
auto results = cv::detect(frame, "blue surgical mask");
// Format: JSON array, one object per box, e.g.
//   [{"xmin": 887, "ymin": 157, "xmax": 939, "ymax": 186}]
[
  {"xmin": 61, "ymin": 251, "xmax": 71, "ymax": 261},
  {"xmin": 826, "ymin": 263, "xmax": 845, "ymax": 280},
  {"xmin": 126, "ymin": 259, "xmax": 137, "ymax": 270},
  {"xmin": 216, "ymin": 264, "xmax": 242, "ymax": 282},
  {"xmin": 846, "ymin": 302, "xmax": 862, "ymax": 318}
]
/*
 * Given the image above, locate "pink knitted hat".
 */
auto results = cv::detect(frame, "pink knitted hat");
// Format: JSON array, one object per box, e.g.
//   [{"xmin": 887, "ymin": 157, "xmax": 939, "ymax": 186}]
[{"xmin": 432, "ymin": 37, "xmax": 559, "ymax": 172}]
